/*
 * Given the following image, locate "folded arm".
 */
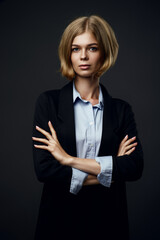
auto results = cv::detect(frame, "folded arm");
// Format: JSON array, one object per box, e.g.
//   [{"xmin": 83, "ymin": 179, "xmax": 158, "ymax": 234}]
[
  {"xmin": 33, "ymin": 121, "xmax": 138, "ymax": 184},
  {"xmin": 32, "ymin": 96, "xmax": 143, "ymax": 188}
]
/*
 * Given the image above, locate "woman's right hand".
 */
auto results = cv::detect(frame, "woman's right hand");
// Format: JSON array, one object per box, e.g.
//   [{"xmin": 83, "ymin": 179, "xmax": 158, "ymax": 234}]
[
  {"xmin": 117, "ymin": 135, "xmax": 137, "ymax": 156},
  {"xmin": 84, "ymin": 135, "xmax": 137, "ymax": 186}
]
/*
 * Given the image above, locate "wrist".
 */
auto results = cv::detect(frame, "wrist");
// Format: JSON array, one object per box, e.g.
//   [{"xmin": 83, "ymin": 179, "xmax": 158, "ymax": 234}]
[{"xmin": 63, "ymin": 154, "xmax": 74, "ymax": 166}]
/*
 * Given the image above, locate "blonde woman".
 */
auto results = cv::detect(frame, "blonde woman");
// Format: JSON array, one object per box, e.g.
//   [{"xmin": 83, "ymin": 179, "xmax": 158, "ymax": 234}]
[{"xmin": 32, "ymin": 15, "xmax": 143, "ymax": 240}]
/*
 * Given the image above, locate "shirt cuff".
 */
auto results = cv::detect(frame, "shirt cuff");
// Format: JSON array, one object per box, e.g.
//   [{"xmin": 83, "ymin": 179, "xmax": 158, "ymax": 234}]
[
  {"xmin": 70, "ymin": 168, "xmax": 88, "ymax": 195},
  {"xmin": 95, "ymin": 156, "xmax": 113, "ymax": 187}
]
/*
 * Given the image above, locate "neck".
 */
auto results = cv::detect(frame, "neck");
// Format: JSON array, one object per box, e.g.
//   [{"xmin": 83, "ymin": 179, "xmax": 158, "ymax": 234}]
[{"xmin": 74, "ymin": 76, "xmax": 100, "ymax": 100}]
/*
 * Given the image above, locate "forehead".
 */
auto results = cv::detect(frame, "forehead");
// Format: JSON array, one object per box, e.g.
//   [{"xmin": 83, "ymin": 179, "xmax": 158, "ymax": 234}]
[{"xmin": 72, "ymin": 31, "xmax": 98, "ymax": 45}]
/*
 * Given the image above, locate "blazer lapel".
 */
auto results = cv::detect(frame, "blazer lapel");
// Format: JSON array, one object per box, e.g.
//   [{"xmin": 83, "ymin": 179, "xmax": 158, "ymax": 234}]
[
  {"xmin": 57, "ymin": 81, "xmax": 77, "ymax": 157},
  {"xmin": 99, "ymin": 84, "xmax": 119, "ymax": 156}
]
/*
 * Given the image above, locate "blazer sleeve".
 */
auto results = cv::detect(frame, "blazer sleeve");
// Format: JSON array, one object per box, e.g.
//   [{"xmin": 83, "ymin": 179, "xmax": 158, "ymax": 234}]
[
  {"xmin": 32, "ymin": 92, "xmax": 72, "ymax": 184},
  {"xmin": 112, "ymin": 101, "xmax": 144, "ymax": 182}
]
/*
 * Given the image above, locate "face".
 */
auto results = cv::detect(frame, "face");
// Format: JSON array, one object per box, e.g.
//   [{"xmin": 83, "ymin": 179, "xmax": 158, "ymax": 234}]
[{"xmin": 71, "ymin": 31, "xmax": 102, "ymax": 78}]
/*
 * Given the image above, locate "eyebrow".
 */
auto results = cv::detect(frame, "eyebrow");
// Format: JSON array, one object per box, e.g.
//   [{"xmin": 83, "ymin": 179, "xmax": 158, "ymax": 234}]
[{"xmin": 71, "ymin": 43, "xmax": 98, "ymax": 47}]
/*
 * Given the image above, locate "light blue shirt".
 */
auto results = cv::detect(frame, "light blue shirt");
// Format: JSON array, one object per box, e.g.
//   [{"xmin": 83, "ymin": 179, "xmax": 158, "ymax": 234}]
[{"xmin": 70, "ymin": 81, "xmax": 112, "ymax": 194}]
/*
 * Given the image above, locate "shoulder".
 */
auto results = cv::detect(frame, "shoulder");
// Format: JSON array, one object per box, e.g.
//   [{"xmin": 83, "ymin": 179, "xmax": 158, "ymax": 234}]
[
  {"xmin": 35, "ymin": 88, "xmax": 63, "ymax": 108},
  {"xmin": 36, "ymin": 81, "xmax": 73, "ymax": 104},
  {"xmin": 112, "ymin": 97, "xmax": 134, "ymax": 118},
  {"xmin": 112, "ymin": 97, "xmax": 131, "ymax": 110},
  {"xmin": 37, "ymin": 89, "xmax": 60, "ymax": 103},
  {"xmin": 111, "ymin": 98, "xmax": 136, "ymax": 131},
  {"xmin": 33, "ymin": 89, "xmax": 61, "ymax": 117}
]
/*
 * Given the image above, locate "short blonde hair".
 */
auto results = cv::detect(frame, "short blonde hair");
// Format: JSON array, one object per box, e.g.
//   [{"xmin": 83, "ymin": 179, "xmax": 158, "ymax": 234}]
[{"xmin": 58, "ymin": 15, "xmax": 119, "ymax": 80}]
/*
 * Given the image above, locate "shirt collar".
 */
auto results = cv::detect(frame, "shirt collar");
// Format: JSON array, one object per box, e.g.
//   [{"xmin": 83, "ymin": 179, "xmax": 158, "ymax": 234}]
[{"xmin": 73, "ymin": 81, "xmax": 104, "ymax": 109}]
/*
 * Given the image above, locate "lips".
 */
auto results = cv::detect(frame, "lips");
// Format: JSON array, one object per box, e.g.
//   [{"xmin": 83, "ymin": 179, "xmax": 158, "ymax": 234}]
[{"xmin": 79, "ymin": 64, "xmax": 90, "ymax": 69}]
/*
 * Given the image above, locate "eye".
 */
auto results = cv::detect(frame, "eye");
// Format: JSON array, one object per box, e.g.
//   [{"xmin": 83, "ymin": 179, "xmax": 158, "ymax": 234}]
[
  {"xmin": 89, "ymin": 47, "xmax": 98, "ymax": 52},
  {"xmin": 71, "ymin": 47, "xmax": 79, "ymax": 52}
]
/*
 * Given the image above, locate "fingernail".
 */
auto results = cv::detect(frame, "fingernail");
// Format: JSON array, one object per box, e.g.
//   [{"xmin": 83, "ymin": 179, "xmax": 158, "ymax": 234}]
[
  {"xmin": 36, "ymin": 126, "xmax": 39, "ymax": 129},
  {"xmin": 125, "ymin": 135, "xmax": 128, "ymax": 138}
]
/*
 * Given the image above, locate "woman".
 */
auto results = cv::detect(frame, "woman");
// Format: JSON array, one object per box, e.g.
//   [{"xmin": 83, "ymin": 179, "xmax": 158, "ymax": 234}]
[{"xmin": 32, "ymin": 15, "xmax": 143, "ymax": 240}]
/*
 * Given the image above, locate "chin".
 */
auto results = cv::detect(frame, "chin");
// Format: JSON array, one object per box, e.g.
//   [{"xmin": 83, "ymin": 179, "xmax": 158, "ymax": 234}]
[
  {"xmin": 76, "ymin": 72, "xmax": 96, "ymax": 78},
  {"xmin": 78, "ymin": 75, "xmax": 92, "ymax": 79}
]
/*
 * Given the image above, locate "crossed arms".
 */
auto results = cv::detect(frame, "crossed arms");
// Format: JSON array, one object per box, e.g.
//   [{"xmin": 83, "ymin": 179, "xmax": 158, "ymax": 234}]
[{"xmin": 32, "ymin": 121, "xmax": 138, "ymax": 186}]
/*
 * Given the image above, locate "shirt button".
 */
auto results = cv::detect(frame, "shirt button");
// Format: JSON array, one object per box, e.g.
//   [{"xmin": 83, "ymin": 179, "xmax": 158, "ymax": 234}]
[{"xmin": 89, "ymin": 122, "xmax": 93, "ymax": 125}]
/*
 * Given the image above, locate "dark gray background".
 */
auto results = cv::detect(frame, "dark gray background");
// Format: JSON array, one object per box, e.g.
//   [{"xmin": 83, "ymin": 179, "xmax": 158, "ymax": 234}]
[{"xmin": 0, "ymin": 0, "xmax": 159, "ymax": 239}]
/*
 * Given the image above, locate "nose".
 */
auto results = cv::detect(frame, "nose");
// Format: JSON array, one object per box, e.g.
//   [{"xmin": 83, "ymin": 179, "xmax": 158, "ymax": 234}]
[{"xmin": 80, "ymin": 49, "xmax": 88, "ymax": 60}]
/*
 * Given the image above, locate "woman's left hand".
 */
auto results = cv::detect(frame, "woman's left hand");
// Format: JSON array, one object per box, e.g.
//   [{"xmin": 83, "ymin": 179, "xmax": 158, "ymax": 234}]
[
  {"xmin": 117, "ymin": 135, "xmax": 137, "ymax": 157},
  {"xmin": 32, "ymin": 121, "xmax": 71, "ymax": 165}
]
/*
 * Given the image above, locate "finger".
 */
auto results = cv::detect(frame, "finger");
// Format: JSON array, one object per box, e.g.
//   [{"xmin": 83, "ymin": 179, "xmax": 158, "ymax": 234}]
[
  {"xmin": 48, "ymin": 121, "xmax": 57, "ymax": 139},
  {"xmin": 125, "ymin": 142, "xmax": 137, "ymax": 151},
  {"xmin": 34, "ymin": 144, "xmax": 49, "ymax": 150},
  {"xmin": 121, "ymin": 135, "xmax": 128, "ymax": 144},
  {"xmin": 125, "ymin": 147, "xmax": 136, "ymax": 155},
  {"xmin": 35, "ymin": 126, "xmax": 52, "ymax": 140},
  {"xmin": 32, "ymin": 137, "xmax": 49, "ymax": 145},
  {"xmin": 124, "ymin": 136, "xmax": 136, "ymax": 146}
]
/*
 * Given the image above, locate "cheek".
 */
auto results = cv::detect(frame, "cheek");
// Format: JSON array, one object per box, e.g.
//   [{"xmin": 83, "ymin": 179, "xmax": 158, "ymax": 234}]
[
  {"xmin": 71, "ymin": 54, "xmax": 78, "ymax": 67},
  {"xmin": 93, "ymin": 55, "xmax": 102, "ymax": 67}
]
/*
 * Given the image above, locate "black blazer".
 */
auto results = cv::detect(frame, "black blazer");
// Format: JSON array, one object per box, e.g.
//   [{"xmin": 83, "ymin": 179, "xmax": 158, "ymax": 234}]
[{"xmin": 32, "ymin": 81, "xmax": 143, "ymax": 240}]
